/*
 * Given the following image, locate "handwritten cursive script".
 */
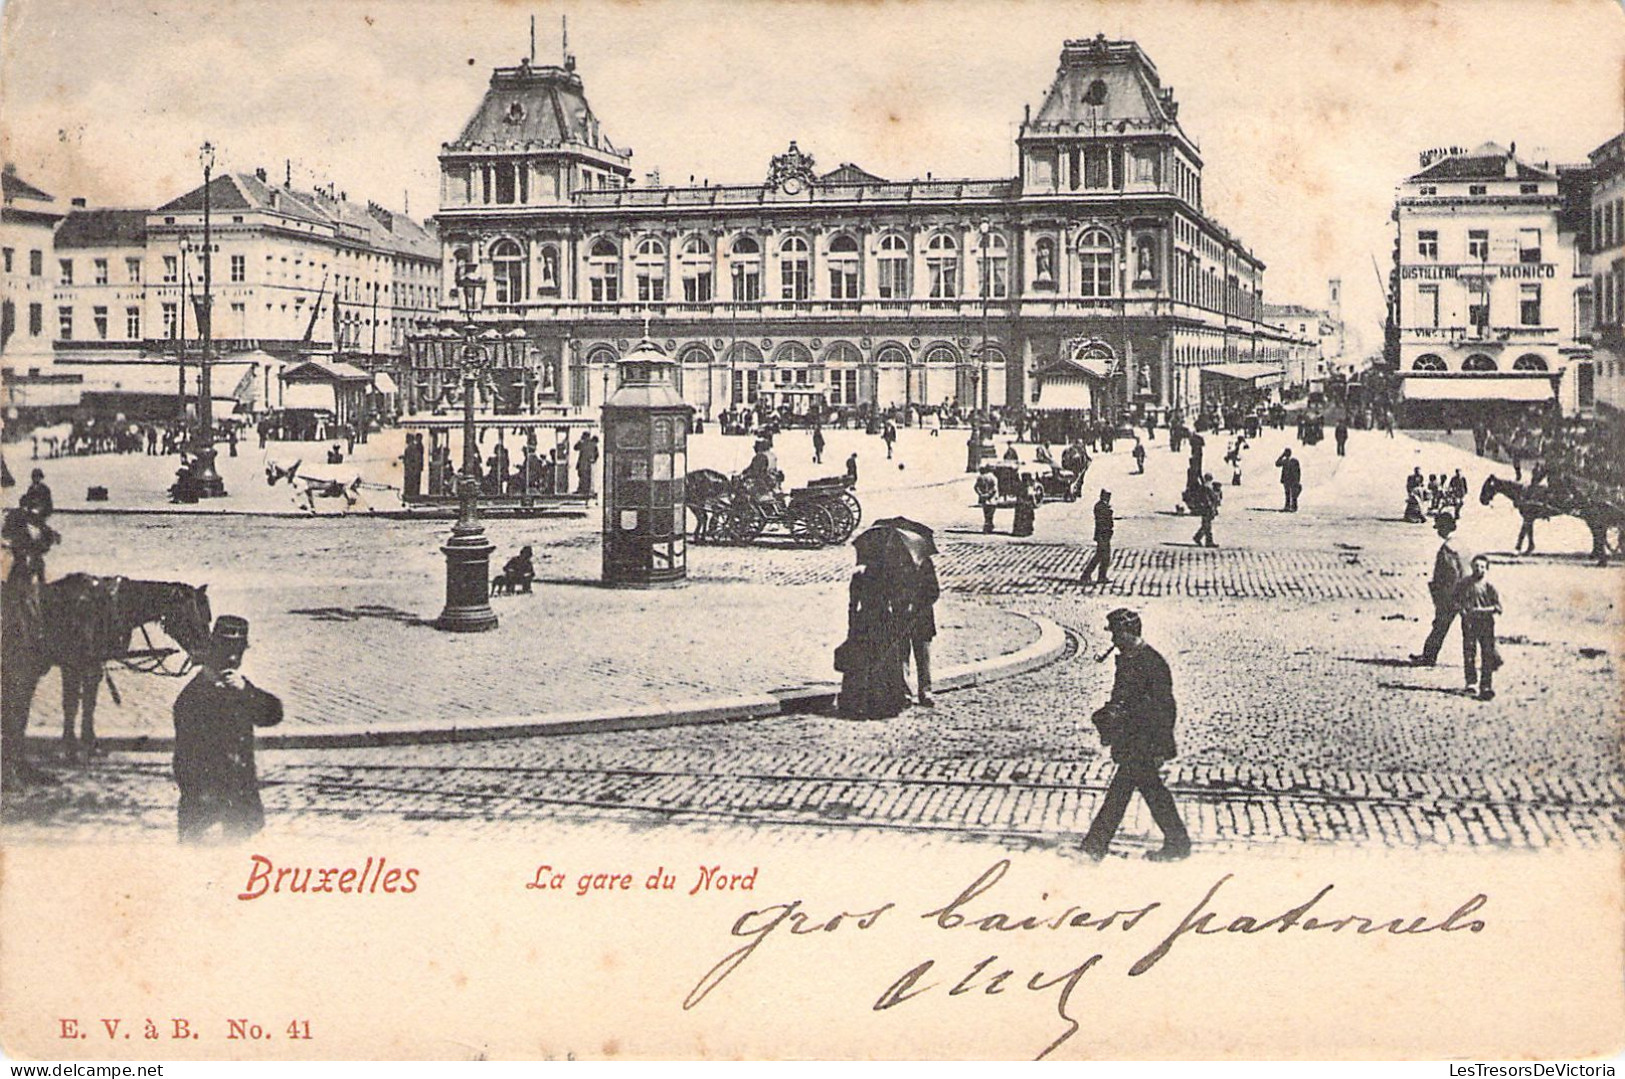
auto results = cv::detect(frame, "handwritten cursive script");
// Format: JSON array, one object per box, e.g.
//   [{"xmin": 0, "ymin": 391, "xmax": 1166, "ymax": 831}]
[{"xmin": 686, "ymin": 860, "xmax": 1492, "ymax": 1059}]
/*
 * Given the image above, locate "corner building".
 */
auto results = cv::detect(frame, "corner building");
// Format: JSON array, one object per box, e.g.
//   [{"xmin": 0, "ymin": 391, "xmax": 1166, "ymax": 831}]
[{"xmin": 415, "ymin": 37, "xmax": 1289, "ymax": 421}]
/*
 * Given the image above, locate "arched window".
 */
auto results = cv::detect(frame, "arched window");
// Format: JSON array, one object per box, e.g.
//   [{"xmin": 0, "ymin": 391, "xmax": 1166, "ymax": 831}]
[
  {"xmin": 775, "ymin": 341, "xmax": 813, "ymax": 367},
  {"xmin": 877, "ymin": 233, "xmax": 909, "ymax": 299},
  {"xmin": 779, "ymin": 235, "xmax": 810, "ymax": 301},
  {"xmin": 730, "ymin": 235, "xmax": 762, "ymax": 302},
  {"xmin": 1513, "ymin": 353, "xmax": 1548, "ymax": 371},
  {"xmin": 724, "ymin": 341, "xmax": 763, "ymax": 365},
  {"xmin": 1412, "ymin": 354, "xmax": 1447, "ymax": 372},
  {"xmin": 489, "ymin": 238, "xmax": 525, "ymax": 305},
  {"xmin": 1078, "ymin": 228, "xmax": 1114, "ymax": 298},
  {"xmin": 680, "ymin": 236, "xmax": 712, "ymax": 303},
  {"xmin": 824, "ymin": 341, "xmax": 862, "ymax": 365},
  {"xmin": 725, "ymin": 341, "xmax": 764, "ymax": 404},
  {"xmin": 1462, "ymin": 353, "xmax": 1497, "ymax": 372},
  {"xmin": 979, "ymin": 230, "xmax": 1008, "ymax": 299},
  {"xmin": 824, "ymin": 341, "xmax": 864, "ymax": 406},
  {"xmin": 634, "ymin": 237, "xmax": 667, "ymax": 303},
  {"xmin": 588, "ymin": 239, "xmax": 620, "ymax": 303},
  {"xmin": 924, "ymin": 343, "xmax": 959, "ymax": 364},
  {"xmin": 828, "ymin": 234, "xmax": 860, "ymax": 299},
  {"xmin": 874, "ymin": 343, "xmax": 910, "ymax": 366},
  {"xmin": 927, "ymin": 233, "xmax": 959, "ymax": 299}
]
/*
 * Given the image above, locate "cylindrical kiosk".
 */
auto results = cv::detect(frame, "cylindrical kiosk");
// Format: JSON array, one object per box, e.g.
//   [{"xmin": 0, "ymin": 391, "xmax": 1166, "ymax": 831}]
[{"xmin": 602, "ymin": 339, "xmax": 694, "ymax": 586}]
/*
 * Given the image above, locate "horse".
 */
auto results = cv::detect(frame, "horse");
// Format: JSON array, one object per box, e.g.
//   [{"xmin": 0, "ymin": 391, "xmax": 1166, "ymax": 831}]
[
  {"xmin": 1480, "ymin": 474, "xmax": 1624, "ymax": 566},
  {"xmin": 266, "ymin": 459, "xmax": 366, "ymax": 513},
  {"xmin": 1, "ymin": 575, "xmax": 212, "ymax": 784},
  {"xmin": 685, "ymin": 468, "xmax": 734, "ymax": 543}
]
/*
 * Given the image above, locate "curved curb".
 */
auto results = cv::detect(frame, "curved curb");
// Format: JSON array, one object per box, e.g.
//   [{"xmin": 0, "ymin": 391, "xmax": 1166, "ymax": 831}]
[{"xmin": 48, "ymin": 613, "xmax": 1068, "ymax": 753}]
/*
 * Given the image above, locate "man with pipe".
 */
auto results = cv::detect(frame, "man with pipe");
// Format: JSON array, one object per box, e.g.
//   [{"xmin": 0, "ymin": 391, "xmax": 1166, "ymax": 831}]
[{"xmin": 1080, "ymin": 608, "xmax": 1191, "ymax": 862}]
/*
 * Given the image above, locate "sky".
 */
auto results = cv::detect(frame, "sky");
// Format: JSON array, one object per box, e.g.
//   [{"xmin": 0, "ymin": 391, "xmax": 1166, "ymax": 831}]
[{"xmin": 3, "ymin": 0, "xmax": 1622, "ymax": 356}]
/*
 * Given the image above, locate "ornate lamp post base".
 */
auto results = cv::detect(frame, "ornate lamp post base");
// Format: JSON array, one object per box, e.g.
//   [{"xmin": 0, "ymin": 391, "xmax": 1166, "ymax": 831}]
[
  {"xmin": 190, "ymin": 447, "xmax": 227, "ymax": 499},
  {"xmin": 437, "ymin": 524, "xmax": 498, "ymax": 632}
]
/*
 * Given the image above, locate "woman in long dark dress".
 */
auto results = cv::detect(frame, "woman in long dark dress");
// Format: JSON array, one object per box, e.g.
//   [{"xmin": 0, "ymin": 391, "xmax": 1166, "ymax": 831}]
[{"xmin": 836, "ymin": 564, "xmax": 908, "ymax": 719}]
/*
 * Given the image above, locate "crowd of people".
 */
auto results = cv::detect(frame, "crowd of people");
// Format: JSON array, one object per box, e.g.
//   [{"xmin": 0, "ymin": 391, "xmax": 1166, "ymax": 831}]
[{"xmin": 1403, "ymin": 466, "xmax": 1470, "ymax": 524}]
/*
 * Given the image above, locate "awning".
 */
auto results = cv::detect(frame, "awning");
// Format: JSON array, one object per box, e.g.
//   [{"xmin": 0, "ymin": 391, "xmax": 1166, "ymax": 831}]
[
  {"xmin": 1402, "ymin": 376, "xmax": 1554, "ymax": 402},
  {"xmin": 1034, "ymin": 380, "xmax": 1094, "ymax": 410},
  {"xmin": 373, "ymin": 372, "xmax": 399, "ymax": 394},
  {"xmin": 1202, "ymin": 362, "xmax": 1284, "ymax": 386}
]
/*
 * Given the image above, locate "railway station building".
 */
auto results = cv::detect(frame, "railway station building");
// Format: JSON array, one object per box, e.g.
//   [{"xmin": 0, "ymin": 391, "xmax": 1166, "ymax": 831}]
[{"xmin": 411, "ymin": 35, "xmax": 1306, "ymax": 423}]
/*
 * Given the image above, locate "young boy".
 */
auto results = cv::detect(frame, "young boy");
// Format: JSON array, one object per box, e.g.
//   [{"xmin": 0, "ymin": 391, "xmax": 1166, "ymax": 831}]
[{"xmin": 1456, "ymin": 553, "xmax": 1502, "ymax": 701}]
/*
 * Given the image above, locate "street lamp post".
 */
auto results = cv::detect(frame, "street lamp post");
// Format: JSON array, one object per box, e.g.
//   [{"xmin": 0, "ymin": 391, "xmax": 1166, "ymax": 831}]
[
  {"xmin": 978, "ymin": 222, "xmax": 991, "ymax": 414},
  {"xmin": 190, "ymin": 142, "xmax": 226, "ymax": 497},
  {"xmin": 177, "ymin": 236, "xmax": 190, "ymax": 424},
  {"xmin": 435, "ymin": 271, "xmax": 498, "ymax": 633}
]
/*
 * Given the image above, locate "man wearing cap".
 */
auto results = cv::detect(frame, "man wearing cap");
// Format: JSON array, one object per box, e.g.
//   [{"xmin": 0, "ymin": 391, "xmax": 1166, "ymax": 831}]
[
  {"xmin": 171, "ymin": 615, "xmax": 284, "ymax": 843},
  {"xmin": 1410, "ymin": 514, "xmax": 1467, "ymax": 667},
  {"xmin": 19, "ymin": 469, "xmax": 53, "ymax": 520},
  {"xmin": 1080, "ymin": 490, "xmax": 1113, "ymax": 584},
  {"xmin": 1081, "ymin": 608, "xmax": 1191, "ymax": 862}
]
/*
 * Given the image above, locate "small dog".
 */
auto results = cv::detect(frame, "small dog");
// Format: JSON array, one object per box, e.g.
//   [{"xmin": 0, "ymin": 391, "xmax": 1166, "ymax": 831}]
[{"xmin": 491, "ymin": 572, "xmax": 520, "ymax": 596}]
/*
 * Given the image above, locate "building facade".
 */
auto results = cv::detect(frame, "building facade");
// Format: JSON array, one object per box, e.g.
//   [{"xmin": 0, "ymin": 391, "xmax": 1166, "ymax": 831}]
[
  {"xmin": 412, "ymin": 37, "xmax": 1292, "ymax": 422},
  {"xmin": 1, "ymin": 166, "xmax": 64, "ymax": 375},
  {"xmin": 1584, "ymin": 133, "xmax": 1624, "ymax": 415},
  {"xmin": 44, "ymin": 170, "xmax": 440, "ymax": 415},
  {"xmin": 1394, "ymin": 142, "xmax": 1592, "ymax": 418}
]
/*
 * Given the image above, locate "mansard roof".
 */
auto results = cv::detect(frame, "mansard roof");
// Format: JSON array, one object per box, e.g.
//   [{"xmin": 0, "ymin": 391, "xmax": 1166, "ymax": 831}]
[
  {"xmin": 56, "ymin": 208, "xmax": 150, "ymax": 249},
  {"xmin": 446, "ymin": 59, "xmax": 628, "ymax": 160},
  {"xmin": 154, "ymin": 173, "xmax": 436, "ymax": 259},
  {"xmin": 1028, "ymin": 35, "xmax": 1184, "ymax": 135},
  {"xmin": 1408, "ymin": 142, "xmax": 1554, "ymax": 182}
]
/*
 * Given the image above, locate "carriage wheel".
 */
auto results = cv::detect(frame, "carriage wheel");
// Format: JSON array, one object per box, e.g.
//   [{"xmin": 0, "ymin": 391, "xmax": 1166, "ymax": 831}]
[
  {"xmin": 786, "ymin": 504, "xmax": 824, "ymax": 548},
  {"xmin": 808, "ymin": 502, "xmax": 845, "ymax": 546},
  {"xmin": 840, "ymin": 490, "xmax": 862, "ymax": 532},
  {"xmin": 726, "ymin": 499, "xmax": 767, "ymax": 544},
  {"xmin": 825, "ymin": 498, "xmax": 858, "ymax": 543}
]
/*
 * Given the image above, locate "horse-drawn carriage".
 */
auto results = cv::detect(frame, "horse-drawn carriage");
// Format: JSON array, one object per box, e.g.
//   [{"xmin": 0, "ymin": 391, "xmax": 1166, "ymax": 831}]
[{"xmin": 687, "ymin": 470, "xmax": 861, "ymax": 547}]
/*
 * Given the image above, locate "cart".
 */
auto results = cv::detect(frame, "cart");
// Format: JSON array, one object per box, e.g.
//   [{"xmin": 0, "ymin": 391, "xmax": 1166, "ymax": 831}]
[{"xmin": 692, "ymin": 473, "xmax": 861, "ymax": 547}]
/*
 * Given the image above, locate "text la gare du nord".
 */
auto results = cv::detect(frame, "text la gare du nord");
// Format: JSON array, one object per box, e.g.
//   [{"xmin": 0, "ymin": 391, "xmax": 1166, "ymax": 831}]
[{"xmin": 528, "ymin": 863, "xmax": 760, "ymax": 897}]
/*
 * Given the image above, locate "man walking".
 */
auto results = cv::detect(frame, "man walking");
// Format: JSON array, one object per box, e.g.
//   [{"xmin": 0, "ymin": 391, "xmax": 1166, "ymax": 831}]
[
  {"xmin": 1081, "ymin": 608, "xmax": 1191, "ymax": 862},
  {"xmin": 1334, "ymin": 419, "xmax": 1348, "ymax": 457},
  {"xmin": 812, "ymin": 424, "xmax": 826, "ymax": 465},
  {"xmin": 1080, "ymin": 489, "xmax": 1114, "ymax": 584},
  {"xmin": 172, "ymin": 616, "xmax": 284, "ymax": 843},
  {"xmin": 1410, "ymin": 514, "xmax": 1467, "ymax": 667},
  {"xmin": 1191, "ymin": 475, "xmax": 1219, "ymax": 547},
  {"xmin": 1275, "ymin": 448, "xmax": 1302, "ymax": 511}
]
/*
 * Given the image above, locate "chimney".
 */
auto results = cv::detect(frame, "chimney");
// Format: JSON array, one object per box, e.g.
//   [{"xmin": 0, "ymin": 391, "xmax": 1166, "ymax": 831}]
[
  {"xmin": 71, "ymin": 197, "xmax": 87, "ymax": 208},
  {"xmin": 255, "ymin": 167, "xmax": 267, "ymax": 183}
]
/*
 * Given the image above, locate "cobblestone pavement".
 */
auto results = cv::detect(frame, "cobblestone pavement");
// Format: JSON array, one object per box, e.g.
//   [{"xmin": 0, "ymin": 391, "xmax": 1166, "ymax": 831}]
[{"xmin": 4, "ymin": 426, "xmax": 1621, "ymax": 854}]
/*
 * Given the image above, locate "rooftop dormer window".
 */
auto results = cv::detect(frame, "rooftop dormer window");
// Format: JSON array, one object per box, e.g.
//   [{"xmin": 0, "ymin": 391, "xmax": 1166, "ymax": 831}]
[
  {"xmin": 1084, "ymin": 78, "xmax": 1108, "ymax": 107},
  {"xmin": 505, "ymin": 102, "xmax": 526, "ymax": 124}
]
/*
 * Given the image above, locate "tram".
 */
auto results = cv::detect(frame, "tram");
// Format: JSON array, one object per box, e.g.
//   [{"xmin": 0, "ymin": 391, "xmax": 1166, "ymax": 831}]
[{"xmin": 399, "ymin": 413, "xmax": 598, "ymax": 514}]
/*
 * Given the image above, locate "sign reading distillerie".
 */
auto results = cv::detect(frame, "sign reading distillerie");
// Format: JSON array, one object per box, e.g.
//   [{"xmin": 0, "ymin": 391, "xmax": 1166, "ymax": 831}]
[{"xmin": 1401, "ymin": 263, "xmax": 1556, "ymax": 280}]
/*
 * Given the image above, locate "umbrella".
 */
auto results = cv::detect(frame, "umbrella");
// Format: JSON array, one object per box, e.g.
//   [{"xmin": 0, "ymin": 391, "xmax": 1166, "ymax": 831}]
[
  {"xmin": 854, "ymin": 522, "xmax": 933, "ymax": 570},
  {"xmin": 867, "ymin": 516, "xmax": 937, "ymax": 555}
]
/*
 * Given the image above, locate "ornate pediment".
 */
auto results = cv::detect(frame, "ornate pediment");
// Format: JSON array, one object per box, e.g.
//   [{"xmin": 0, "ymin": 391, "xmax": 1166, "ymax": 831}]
[{"xmin": 765, "ymin": 141, "xmax": 818, "ymax": 193}]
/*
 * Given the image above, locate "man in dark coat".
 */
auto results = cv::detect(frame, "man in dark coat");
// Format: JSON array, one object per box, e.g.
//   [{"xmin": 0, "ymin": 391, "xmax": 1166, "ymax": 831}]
[
  {"xmin": 1081, "ymin": 608, "xmax": 1190, "ymax": 861},
  {"xmin": 908, "ymin": 555, "xmax": 941, "ymax": 707},
  {"xmin": 1410, "ymin": 514, "xmax": 1467, "ymax": 667},
  {"xmin": 172, "ymin": 615, "xmax": 283, "ymax": 843},
  {"xmin": 1334, "ymin": 419, "xmax": 1349, "ymax": 457},
  {"xmin": 1080, "ymin": 489, "xmax": 1114, "ymax": 584},
  {"xmin": 1276, "ymin": 448, "xmax": 1302, "ymax": 511}
]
